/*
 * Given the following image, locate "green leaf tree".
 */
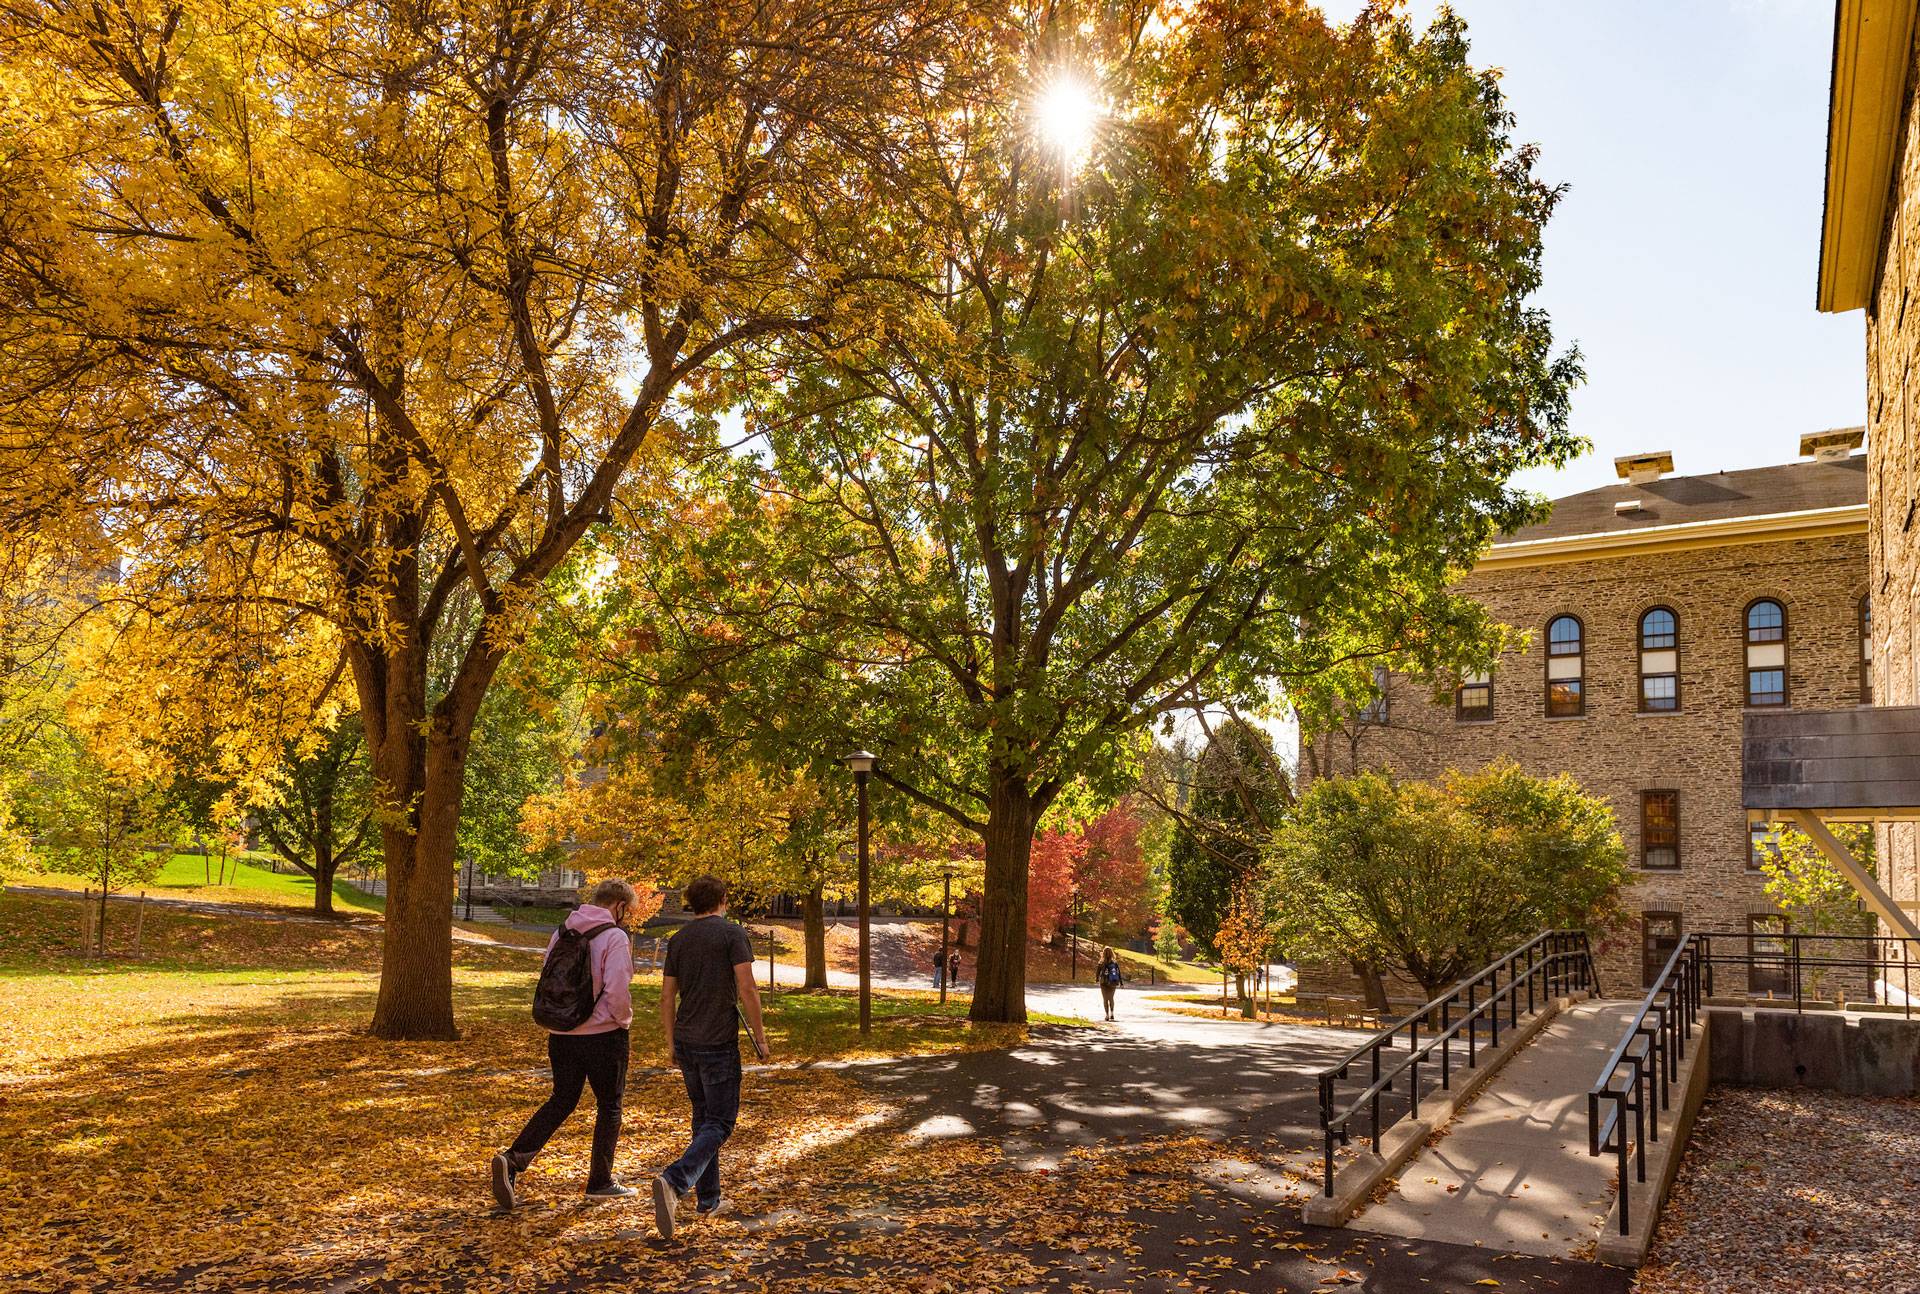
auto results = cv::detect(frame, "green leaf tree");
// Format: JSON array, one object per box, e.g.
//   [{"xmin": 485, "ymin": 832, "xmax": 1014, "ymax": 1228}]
[
  {"xmin": 1757, "ymin": 823, "xmax": 1875, "ymax": 998},
  {"xmin": 1269, "ymin": 761, "xmax": 1628, "ymax": 1002},
  {"xmin": 684, "ymin": 3, "xmax": 1581, "ymax": 1021},
  {"xmin": 250, "ymin": 717, "xmax": 375, "ymax": 919},
  {"xmin": 1152, "ymin": 714, "xmax": 1290, "ymax": 1006},
  {"xmin": 21, "ymin": 733, "xmax": 185, "ymax": 953}
]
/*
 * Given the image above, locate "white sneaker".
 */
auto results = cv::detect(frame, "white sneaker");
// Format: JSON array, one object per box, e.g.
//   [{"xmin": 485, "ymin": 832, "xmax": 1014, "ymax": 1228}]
[{"xmin": 651, "ymin": 1174, "xmax": 683, "ymax": 1239}]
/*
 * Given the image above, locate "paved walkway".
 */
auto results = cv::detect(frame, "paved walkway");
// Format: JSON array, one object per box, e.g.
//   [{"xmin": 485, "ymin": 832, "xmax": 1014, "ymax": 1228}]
[
  {"xmin": 759, "ymin": 993, "xmax": 1629, "ymax": 1291},
  {"xmin": 1349, "ymin": 998, "xmax": 1637, "ymax": 1259}
]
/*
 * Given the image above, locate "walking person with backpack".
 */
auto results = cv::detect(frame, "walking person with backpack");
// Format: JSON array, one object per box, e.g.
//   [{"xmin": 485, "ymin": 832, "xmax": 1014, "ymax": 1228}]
[
  {"xmin": 1097, "ymin": 947, "xmax": 1123, "ymax": 1021},
  {"xmin": 651, "ymin": 873, "xmax": 770, "ymax": 1240},
  {"xmin": 490, "ymin": 878, "xmax": 641, "ymax": 1209}
]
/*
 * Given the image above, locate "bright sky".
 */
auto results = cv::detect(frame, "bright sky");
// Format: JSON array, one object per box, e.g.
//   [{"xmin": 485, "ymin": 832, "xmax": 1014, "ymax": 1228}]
[{"xmin": 1322, "ymin": 0, "xmax": 1866, "ymax": 501}]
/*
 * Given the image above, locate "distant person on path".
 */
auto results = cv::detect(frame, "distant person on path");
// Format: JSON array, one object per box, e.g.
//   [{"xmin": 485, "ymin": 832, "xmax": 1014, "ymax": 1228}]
[
  {"xmin": 1097, "ymin": 948, "xmax": 1123, "ymax": 1021},
  {"xmin": 931, "ymin": 948, "xmax": 947, "ymax": 991},
  {"xmin": 651, "ymin": 874, "xmax": 770, "ymax": 1240},
  {"xmin": 491, "ymin": 878, "xmax": 640, "ymax": 1209},
  {"xmin": 948, "ymin": 950, "xmax": 962, "ymax": 991}
]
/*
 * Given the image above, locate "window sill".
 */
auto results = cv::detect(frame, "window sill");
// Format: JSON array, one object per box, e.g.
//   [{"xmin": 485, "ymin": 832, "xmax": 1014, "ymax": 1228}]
[
  {"xmin": 1543, "ymin": 714, "xmax": 1588, "ymax": 722},
  {"xmin": 1634, "ymin": 709, "xmax": 1684, "ymax": 718},
  {"xmin": 1455, "ymin": 718, "xmax": 1496, "ymax": 726}
]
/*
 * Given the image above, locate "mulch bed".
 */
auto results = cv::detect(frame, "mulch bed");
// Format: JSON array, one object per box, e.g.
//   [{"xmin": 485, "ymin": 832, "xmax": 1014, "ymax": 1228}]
[{"xmin": 1637, "ymin": 1085, "xmax": 1920, "ymax": 1293}]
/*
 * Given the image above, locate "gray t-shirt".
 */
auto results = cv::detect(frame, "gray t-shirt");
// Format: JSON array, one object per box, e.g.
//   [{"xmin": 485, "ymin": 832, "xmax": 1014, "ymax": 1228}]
[{"xmin": 664, "ymin": 915, "xmax": 754, "ymax": 1048}]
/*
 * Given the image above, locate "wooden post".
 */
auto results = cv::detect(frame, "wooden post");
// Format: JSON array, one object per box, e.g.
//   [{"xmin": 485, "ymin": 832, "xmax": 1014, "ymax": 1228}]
[
  {"xmin": 134, "ymin": 891, "xmax": 148, "ymax": 957},
  {"xmin": 767, "ymin": 927, "xmax": 775, "ymax": 991}
]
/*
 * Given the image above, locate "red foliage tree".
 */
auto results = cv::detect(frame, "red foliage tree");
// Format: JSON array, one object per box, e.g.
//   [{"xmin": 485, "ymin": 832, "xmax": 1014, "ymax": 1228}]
[{"xmin": 1027, "ymin": 799, "xmax": 1154, "ymax": 944}]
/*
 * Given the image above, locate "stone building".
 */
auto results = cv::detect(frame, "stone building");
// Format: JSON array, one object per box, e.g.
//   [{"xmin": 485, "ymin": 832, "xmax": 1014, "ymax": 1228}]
[
  {"xmin": 1819, "ymin": 0, "xmax": 1920, "ymax": 941},
  {"xmin": 1301, "ymin": 441, "xmax": 1870, "ymax": 994}
]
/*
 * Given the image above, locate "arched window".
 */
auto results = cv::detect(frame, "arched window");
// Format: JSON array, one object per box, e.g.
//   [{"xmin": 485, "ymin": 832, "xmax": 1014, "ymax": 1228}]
[
  {"xmin": 1546, "ymin": 615, "xmax": 1583, "ymax": 717},
  {"xmin": 1638, "ymin": 607, "xmax": 1679, "ymax": 712},
  {"xmin": 1745, "ymin": 599, "xmax": 1787, "ymax": 707},
  {"xmin": 1860, "ymin": 596, "xmax": 1873, "ymax": 705}
]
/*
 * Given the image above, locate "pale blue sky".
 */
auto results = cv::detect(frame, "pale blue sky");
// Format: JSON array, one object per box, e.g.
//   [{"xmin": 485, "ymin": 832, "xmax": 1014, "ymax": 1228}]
[{"xmin": 1325, "ymin": 0, "xmax": 1866, "ymax": 500}]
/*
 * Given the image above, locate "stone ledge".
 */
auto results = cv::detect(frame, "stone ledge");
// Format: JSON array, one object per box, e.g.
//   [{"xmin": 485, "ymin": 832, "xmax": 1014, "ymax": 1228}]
[{"xmin": 1302, "ymin": 995, "xmax": 1574, "ymax": 1227}]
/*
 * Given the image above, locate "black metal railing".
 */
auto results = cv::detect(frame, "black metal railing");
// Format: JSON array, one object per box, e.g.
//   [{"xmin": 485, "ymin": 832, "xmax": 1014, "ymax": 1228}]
[
  {"xmin": 1691, "ymin": 929, "xmax": 1917, "ymax": 1017},
  {"xmin": 1317, "ymin": 930, "xmax": 1601, "ymax": 1198},
  {"xmin": 1585, "ymin": 928, "xmax": 1919, "ymax": 1237},
  {"xmin": 1586, "ymin": 934, "xmax": 1706, "ymax": 1236}
]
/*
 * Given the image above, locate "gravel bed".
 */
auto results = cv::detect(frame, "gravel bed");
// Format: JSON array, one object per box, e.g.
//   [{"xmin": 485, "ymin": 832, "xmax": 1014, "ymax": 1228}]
[{"xmin": 1637, "ymin": 1086, "xmax": 1920, "ymax": 1293}]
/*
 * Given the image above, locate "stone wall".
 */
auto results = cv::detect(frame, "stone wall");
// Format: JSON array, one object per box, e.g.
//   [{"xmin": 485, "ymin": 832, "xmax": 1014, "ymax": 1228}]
[
  {"xmin": 1865, "ymin": 31, "xmax": 1920, "ymax": 946},
  {"xmin": 1301, "ymin": 531, "xmax": 1869, "ymax": 995}
]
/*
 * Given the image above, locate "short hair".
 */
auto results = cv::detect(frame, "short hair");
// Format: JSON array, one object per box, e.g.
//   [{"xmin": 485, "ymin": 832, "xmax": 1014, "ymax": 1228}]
[
  {"xmin": 588, "ymin": 878, "xmax": 638, "ymax": 910},
  {"xmin": 683, "ymin": 874, "xmax": 727, "ymax": 915}
]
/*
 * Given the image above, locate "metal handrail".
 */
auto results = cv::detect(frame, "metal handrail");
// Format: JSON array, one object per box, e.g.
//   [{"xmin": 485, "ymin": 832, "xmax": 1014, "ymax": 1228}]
[
  {"xmin": 1587, "ymin": 927, "xmax": 1920, "ymax": 1237},
  {"xmin": 1316, "ymin": 929, "xmax": 1601, "ymax": 1197},
  {"xmin": 1585, "ymin": 932, "xmax": 1707, "ymax": 1237}
]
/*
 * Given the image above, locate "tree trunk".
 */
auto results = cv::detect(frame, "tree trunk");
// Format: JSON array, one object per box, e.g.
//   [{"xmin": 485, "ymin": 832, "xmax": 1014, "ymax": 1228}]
[
  {"xmin": 357, "ymin": 633, "xmax": 487, "ymax": 1041},
  {"xmin": 1354, "ymin": 960, "xmax": 1390, "ymax": 1014},
  {"xmin": 311, "ymin": 843, "xmax": 337, "ymax": 918},
  {"xmin": 970, "ymin": 775, "xmax": 1039, "ymax": 1024},
  {"xmin": 1236, "ymin": 971, "xmax": 1254, "ymax": 1019},
  {"xmin": 801, "ymin": 883, "xmax": 828, "ymax": 990},
  {"xmin": 96, "ymin": 864, "xmax": 109, "ymax": 956}
]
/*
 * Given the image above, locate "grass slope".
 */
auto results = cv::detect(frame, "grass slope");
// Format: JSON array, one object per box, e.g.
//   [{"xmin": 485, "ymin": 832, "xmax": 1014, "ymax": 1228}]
[{"xmin": 23, "ymin": 850, "xmax": 384, "ymax": 914}]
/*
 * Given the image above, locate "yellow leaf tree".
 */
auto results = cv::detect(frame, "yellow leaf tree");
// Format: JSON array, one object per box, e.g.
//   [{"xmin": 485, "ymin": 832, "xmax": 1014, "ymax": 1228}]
[{"xmin": 0, "ymin": 0, "xmax": 969, "ymax": 1036}]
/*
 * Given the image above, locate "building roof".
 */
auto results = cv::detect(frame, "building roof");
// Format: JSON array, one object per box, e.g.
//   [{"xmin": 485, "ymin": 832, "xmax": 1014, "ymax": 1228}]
[
  {"xmin": 1818, "ymin": 0, "xmax": 1914, "ymax": 312},
  {"xmin": 1498, "ymin": 454, "xmax": 1868, "ymax": 545}
]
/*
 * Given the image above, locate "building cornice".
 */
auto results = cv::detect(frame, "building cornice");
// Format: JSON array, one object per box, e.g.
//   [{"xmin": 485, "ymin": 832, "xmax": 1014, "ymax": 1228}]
[
  {"xmin": 1818, "ymin": 0, "xmax": 1916, "ymax": 313},
  {"xmin": 1475, "ymin": 504, "xmax": 1869, "ymax": 572}
]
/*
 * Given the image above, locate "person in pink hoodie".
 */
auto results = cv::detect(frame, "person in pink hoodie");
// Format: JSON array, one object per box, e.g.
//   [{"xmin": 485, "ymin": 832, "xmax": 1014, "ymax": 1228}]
[{"xmin": 491, "ymin": 878, "xmax": 639, "ymax": 1207}]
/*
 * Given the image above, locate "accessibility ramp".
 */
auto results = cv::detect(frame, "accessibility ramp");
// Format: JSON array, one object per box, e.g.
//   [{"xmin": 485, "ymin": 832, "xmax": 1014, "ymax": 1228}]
[{"xmin": 1345, "ymin": 998, "xmax": 1638, "ymax": 1259}]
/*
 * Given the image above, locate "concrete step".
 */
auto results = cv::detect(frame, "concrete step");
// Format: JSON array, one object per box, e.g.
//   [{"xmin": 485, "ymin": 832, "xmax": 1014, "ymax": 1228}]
[{"xmin": 1345, "ymin": 998, "xmax": 1639, "ymax": 1260}]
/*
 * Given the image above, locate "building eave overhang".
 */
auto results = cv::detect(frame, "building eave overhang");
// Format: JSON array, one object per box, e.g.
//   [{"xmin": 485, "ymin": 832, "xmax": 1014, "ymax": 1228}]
[
  {"xmin": 1818, "ymin": 0, "xmax": 1916, "ymax": 313},
  {"xmin": 1475, "ymin": 504, "xmax": 1869, "ymax": 572}
]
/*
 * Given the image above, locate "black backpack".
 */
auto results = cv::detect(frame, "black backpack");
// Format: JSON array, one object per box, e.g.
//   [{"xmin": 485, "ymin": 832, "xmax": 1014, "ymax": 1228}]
[{"xmin": 532, "ymin": 923, "xmax": 617, "ymax": 1030}]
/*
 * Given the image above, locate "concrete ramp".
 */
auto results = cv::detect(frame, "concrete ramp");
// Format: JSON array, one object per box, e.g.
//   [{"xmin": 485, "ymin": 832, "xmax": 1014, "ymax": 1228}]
[{"xmin": 1346, "ymin": 999, "xmax": 1638, "ymax": 1259}]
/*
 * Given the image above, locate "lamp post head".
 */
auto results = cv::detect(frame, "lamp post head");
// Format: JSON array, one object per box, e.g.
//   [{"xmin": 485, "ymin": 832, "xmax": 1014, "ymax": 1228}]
[{"xmin": 843, "ymin": 750, "xmax": 877, "ymax": 776}]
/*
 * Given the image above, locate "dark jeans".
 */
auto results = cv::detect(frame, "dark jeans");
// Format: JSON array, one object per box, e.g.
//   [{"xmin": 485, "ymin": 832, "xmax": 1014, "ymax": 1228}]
[
  {"xmin": 663, "ymin": 1041, "xmax": 742, "ymax": 1207},
  {"xmin": 508, "ymin": 1028, "xmax": 629, "ymax": 1191}
]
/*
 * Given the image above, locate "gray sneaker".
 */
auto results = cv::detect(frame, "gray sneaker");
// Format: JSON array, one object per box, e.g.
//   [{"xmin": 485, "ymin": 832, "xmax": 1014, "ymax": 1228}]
[
  {"xmin": 585, "ymin": 1182, "xmax": 638, "ymax": 1200},
  {"xmin": 489, "ymin": 1151, "xmax": 518, "ymax": 1210},
  {"xmin": 651, "ymin": 1174, "xmax": 683, "ymax": 1238},
  {"xmin": 696, "ymin": 1196, "xmax": 730, "ymax": 1218}
]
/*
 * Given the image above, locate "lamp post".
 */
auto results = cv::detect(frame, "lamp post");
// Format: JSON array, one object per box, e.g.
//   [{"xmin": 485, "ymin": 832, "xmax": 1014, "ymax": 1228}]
[
  {"xmin": 844, "ymin": 750, "xmax": 876, "ymax": 1036},
  {"xmin": 939, "ymin": 864, "xmax": 959, "ymax": 1006},
  {"xmin": 1070, "ymin": 887, "xmax": 1083, "ymax": 981},
  {"xmin": 462, "ymin": 855, "xmax": 474, "ymax": 921}
]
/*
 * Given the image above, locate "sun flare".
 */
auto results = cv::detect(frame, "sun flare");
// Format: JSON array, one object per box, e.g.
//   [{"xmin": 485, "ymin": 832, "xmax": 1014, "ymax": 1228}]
[{"xmin": 1033, "ymin": 72, "xmax": 1100, "ymax": 166}]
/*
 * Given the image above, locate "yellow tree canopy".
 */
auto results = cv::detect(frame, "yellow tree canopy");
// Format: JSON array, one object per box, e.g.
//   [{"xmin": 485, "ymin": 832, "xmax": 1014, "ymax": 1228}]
[{"xmin": 0, "ymin": 0, "xmax": 978, "ymax": 1038}]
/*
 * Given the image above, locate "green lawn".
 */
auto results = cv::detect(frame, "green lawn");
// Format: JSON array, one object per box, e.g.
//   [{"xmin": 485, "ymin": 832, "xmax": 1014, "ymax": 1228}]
[
  {"xmin": 491, "ymin": 902, "xmax": 575, "ymax": 927},
  {"xmin": 24, "ymin": 852, "xmax": 384, "ymax": 915},
  {"xmin": 1112, "ymin": 946, "xmax": 1216, "ymax": 985}
]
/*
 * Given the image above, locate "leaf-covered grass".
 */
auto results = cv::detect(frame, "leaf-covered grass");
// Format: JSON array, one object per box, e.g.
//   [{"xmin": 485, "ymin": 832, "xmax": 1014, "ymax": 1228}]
[
  {"xmin": 0, "ymin": 892, "xmax": 1090, "ymax": 1291},
  {"xmin": 21, "ymin": 850, "xmax": 385, "ymax": 914}
]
